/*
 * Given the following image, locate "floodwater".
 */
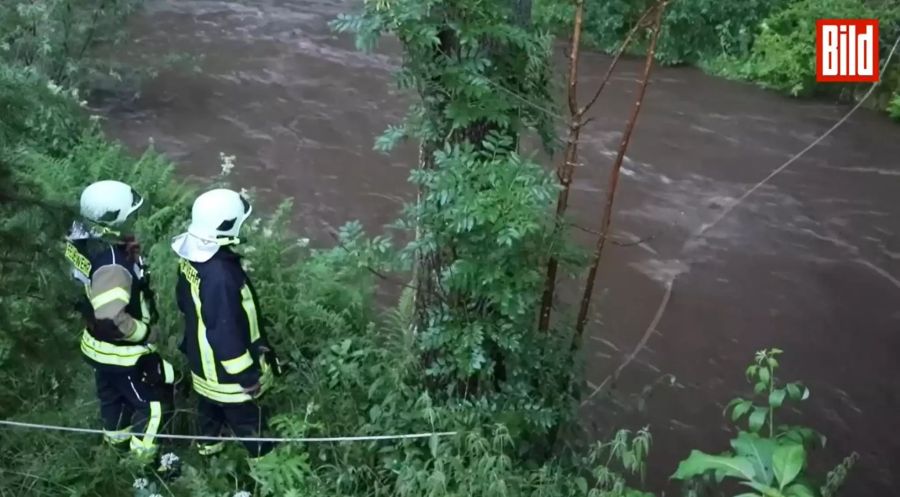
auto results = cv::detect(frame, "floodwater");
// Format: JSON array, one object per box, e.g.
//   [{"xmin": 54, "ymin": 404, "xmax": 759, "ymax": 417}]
[{"xmin": 99, "ymin": 1, "xmax": 900, "ymax": 494}]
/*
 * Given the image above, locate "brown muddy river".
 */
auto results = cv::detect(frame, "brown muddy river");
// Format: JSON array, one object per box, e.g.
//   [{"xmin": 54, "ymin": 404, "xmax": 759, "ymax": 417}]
[{"xmin": 98, "ymin": 1, "xmax": 900, "ymax": 495}]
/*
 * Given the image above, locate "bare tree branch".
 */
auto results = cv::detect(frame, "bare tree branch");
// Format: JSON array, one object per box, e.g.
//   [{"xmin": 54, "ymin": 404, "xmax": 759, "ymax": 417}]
[
  {"xmin": 575, "ymin": 0, "xmax": 668, "ymax": 336},
  {"xmin": 581, "ymin": 5, "xmax": 656, "ymax": 116}
]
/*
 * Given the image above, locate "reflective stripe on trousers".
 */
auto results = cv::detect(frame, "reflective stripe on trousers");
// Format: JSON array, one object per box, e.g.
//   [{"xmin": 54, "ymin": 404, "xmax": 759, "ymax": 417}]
[
  {"xmin": 198, "ymin": 441, "xmax": 225, "ymax": 456},
  {"xmin": 103, "ymin": 425, "xmax": 132, "ymax": 445},
  {"xmin": 129, "ymin": 401, "xmax": 162, "ymax": 454}
]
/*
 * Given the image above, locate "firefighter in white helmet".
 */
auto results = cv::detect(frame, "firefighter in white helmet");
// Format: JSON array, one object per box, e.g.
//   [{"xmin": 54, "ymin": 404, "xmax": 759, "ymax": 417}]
[
  {"xmin": 171, "ymin": 188, "xmax": 280, "ymax": 458},
  {"xmin": 65, "ymin": 180, "xmax": 175, "ymax": 461}
]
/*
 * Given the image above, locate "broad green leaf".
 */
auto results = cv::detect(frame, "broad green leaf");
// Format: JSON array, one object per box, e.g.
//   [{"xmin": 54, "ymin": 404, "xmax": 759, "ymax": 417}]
[
  {"xmin": 772, "ymin": 444, "xmax": 805, "ymax": 489},
  {"xmin": 746, "ymin": 365, "xmax": 759, "ymax": 381},
  {"xmin": 777, "ymin": 426, "xmax": 825, "ymax": 449},
  {"xmin": 574, "ymin": 476, "xmax": 588, "ymax": 495},
  {"xmin": 731, "ymin": 431, "xmax": 776, "ymax": 484},
  {"xmin": 726, "ymin": 397, "xmax": 744, "ymax": 414},
  {"xmin": 671, "ymin": 450, "xmax": 757, "ymax": 481},
  {"xmin": 784, "ymin": 483, "xmax": 817, "ymax": 497},
  {"xmin": 731, "ymin": 400, "xmax": 753, "ymax": 421},
  {"xmin": 769, "ymin": 389, "xmax": 786, "ymax": 408},
  {"xmin": 749, "ymin": 407, "xmax": 768, "ymax": 433},
  {"xmin": 759, "ymin": 367, "xmax": 771, "ymax": 384},
  {"xmin": 785, "ymin": 383, "xmax": 802, "ymax": 400},
  {"xmin": 741, "ymin": 480, "xmax": 783, "ymax": 496}
]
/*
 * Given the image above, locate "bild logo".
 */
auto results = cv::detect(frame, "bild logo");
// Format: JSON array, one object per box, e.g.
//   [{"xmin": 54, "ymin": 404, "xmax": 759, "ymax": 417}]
[{"xmin": 816, "ymin": 19, "xmax": 879, "ymax": 82}]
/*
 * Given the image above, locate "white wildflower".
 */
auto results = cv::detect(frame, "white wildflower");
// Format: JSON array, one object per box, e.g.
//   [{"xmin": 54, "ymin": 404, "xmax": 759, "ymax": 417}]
[
  {"xmin": 149, "ymin": 494, "xmax": 163, "ymax": 497},
  {"xmin": 79, "ymin": 100, "xmax": 88, "ymax": 108},
  {"xmin": 242, "ymin": 245, "xmax": 257, "ymax": 254},
  {"xmin": 233, "ymin": 491, "xmax": 252, "ymax": 497},
  {"xmin": 46, "ymin": 81, "xmax": 62, "ymax": 95},
  {"xmin": 159, "ymin": 452, "xmax": 180, "ymax": 470},
  {"xmin": 89, "ymin": 115, "xmax": 101, "ymax": 122},
  {"xmin": 240, "ymin": 187, "xmax": 249, "ymax": 197},
  {"xmin": 297, "ymin": 237, "xmax": 310, "ymax": 248},
  {"xmin": 132, "ymin": 478, "xmax": 148, "ymax": 489},
  {"xmin": 219, "ymin": 152, "xmax": 236, "ymax": 176},
  {"xmin": 262, "ymin": 227, "xmax": 273, "ymax": 238}
]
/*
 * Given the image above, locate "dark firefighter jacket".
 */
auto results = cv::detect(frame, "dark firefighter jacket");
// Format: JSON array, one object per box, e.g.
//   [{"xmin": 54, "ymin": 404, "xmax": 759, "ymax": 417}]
[
  {"xmin": 65, "ymin": 237, "xmax": 159, "ymax": 371},
  {"xmin": 175, "ymin": 247, "xmax": 273, "ymax": 404}
]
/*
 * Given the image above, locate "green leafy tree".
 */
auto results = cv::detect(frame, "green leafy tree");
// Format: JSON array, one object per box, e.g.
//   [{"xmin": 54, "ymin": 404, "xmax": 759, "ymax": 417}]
[{"xmin": 0, "ymin": 0, "xmax": 142, "ymax": 87}]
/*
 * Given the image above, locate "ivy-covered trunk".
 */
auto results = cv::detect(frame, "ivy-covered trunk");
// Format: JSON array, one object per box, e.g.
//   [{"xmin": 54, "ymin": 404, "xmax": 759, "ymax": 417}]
[
  {"xmin": 336, "ymin": 0, "xmax": 564, "ymax": 409},
  {"xmin": 412, "ymin": 1, "xmax": 540, "ymax": 395}
]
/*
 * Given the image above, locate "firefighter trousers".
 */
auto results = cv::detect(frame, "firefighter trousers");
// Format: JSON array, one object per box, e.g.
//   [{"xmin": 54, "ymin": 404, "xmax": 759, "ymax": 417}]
[
  {"xmin": 196, "ymin": 396, "xmax": 274, "ymax": 458},
  {"xmin": 95, "ymin": 368, "xmax": 173, "ymax": 455}
]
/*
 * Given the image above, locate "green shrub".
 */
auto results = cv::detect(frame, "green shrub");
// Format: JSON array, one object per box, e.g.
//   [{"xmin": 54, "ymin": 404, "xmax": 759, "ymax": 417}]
[
  {"xmin": 746, "ymin": 0, "xmax": 876, "ymax": 96},
  {"xmin": 532, "ymin": 0, "xmax": 900, "ymax": 117},
  {"xmin": 673, "ymin": 349, "xmax": 856, "ymax": 497},
  {"xmin": 889, "ymin": 91, "xmax": 900, "ymax": 120},
  {"xmin": 0, "ymin": 0, "xmax": 142, "ymax": 88},
  {"xmin": 657, "ymin": 0, "xmax": 790, "ymax": 65}
]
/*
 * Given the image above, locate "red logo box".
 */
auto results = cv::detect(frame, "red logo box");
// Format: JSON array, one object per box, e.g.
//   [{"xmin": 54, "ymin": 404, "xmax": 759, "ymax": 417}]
[{"xmin": 816, "ymin": 19, "xmax": 879, "ymax": 83}]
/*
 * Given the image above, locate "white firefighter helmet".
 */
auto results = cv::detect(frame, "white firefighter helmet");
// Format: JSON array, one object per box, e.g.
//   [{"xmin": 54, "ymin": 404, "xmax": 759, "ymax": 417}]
[
  {"xmin": 80, "ymin": 180, "xmax": 144, "ymax": 226},
  {"xmin": 187, "ymin": 188, "xmax": 252, "ymax": 242},
  {"xmin": 172, "ymin": 188, "xmax": 252, "ymax": 263}
]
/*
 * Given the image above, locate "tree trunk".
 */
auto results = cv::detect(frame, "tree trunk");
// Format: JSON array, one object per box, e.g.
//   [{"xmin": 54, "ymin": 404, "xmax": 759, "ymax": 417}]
[
  {"xmin": 412, "ymin": 1, "xmax": 535, "ymax": 391},
  {"xmin": 538, "ymin": 0, "xmax": 586, "ymax": 332}
]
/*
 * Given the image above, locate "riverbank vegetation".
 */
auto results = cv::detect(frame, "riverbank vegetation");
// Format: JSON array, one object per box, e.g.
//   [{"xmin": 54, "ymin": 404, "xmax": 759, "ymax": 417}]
[
  {"xmin": 0, "ymin": 1, "xmax": 865, "ymax": 496},
  {"xmin": 535, "ymin": 0, "xmax": 900, "ymax": 120}
]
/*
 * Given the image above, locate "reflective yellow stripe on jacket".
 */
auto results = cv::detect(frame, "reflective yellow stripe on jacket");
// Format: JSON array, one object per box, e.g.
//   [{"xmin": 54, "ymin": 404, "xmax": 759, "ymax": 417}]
[
  {"xmin": 190, "ymin": 364, "xmax": 273, "ymax": 403},
  {"xmin": 80, "ymin": 331, "xmax": 156, "ymax": 367},
  {"xmin": 240, "ymin": 285, "xmax": 261, "ymax": 342},
  {"xmin": 90, "ymin": 287, "xmax": 130, "ymax": 309},
  {"xmin": 221, "ymin": 350, "xmax": 254, "ymax": 375},
  {"xmin": 179, "ymin": 260, "xmax": 220, "ymax": 382}
]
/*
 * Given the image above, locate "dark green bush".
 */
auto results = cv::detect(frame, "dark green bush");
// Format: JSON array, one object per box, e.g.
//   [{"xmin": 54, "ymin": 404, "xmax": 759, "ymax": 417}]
[
  {"xmin": 533, "ymin": 0, "xmax": 900, "ymax": 116},
  {"xmin": 746, "ymin": 0, "xmax": 876, "ymax": 96}
]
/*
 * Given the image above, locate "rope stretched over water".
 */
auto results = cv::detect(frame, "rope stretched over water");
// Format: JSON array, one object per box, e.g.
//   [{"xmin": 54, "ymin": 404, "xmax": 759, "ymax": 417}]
[
  {"xmin": 582, "ymin": 33, "xmax": 900, "ymax": 406},
  {"xmin": 696, "ymin": 34, "xmax": 900, "ymax": 239},
  {"xmin": 0, "ymin": 419, "xmax": 457, "ymax": 443}
]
